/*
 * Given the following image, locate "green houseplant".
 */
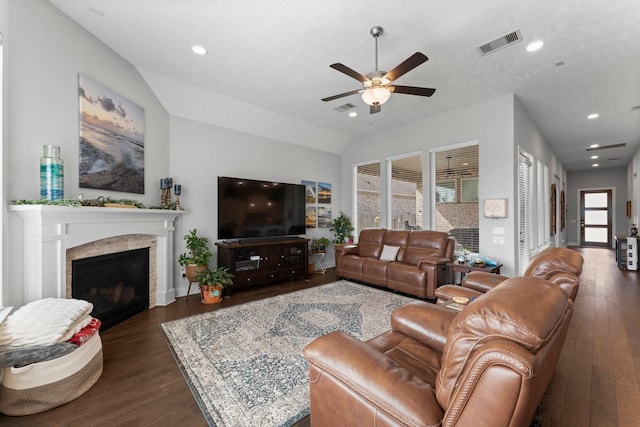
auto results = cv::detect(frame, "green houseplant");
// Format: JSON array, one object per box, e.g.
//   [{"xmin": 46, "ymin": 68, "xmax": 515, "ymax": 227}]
[
  {"xmin": 178, "ymin": 229, "xmax": 213, "ymax": 286},
  {"xmin": 196, "ymin": 267, "xmax": 235, "ymax": 304},
  {"xmin": 310, "ymin": 237, "xmax": 331, "ymax": 253},
  {"xmin": 330, "ymin": 211, "xmax": 355, "ymax": 244}
]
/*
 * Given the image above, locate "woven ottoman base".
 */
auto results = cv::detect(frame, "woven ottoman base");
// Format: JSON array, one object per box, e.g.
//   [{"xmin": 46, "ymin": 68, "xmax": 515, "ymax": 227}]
[{"xmin": 0, "ymin": 333, "xmax": 103, "ymax": 416}]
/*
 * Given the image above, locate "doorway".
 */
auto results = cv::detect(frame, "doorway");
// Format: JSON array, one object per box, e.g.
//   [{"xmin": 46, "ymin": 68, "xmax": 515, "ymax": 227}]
[{"xmin": 580, "ymin": 189, "xmax": 612, "ymax": 247}]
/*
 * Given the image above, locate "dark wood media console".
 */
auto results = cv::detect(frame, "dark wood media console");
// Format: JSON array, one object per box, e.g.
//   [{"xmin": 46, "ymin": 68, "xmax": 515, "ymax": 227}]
[{"xmin": 216, "ymin": 238, "xmax": 309, "ymax": 292}]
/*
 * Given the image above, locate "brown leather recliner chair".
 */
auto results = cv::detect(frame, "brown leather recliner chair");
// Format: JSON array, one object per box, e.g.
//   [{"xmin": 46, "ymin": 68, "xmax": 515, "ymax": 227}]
[
  {"xmin": 435, "ymin": 247, "xmax": 583, "ymax": 304},
  {"xmin": 304, "ymin": 277, "xmax": 573, "ymax": 427}
]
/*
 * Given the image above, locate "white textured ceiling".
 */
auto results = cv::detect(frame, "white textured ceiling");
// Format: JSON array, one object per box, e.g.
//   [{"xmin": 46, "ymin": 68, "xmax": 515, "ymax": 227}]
[{"xmin": 48, "ymin": 0, "xmax": 640, "ymax": 171}]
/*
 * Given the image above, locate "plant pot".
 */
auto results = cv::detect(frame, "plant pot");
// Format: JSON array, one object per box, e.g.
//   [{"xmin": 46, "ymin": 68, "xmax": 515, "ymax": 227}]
[
  {"xmin": 200, "ymin": 284, "xmax": 223, "ymax": 304},
  {"xmin": 185, "ymin": 264, "xmax": 208, "ymax": 283}
]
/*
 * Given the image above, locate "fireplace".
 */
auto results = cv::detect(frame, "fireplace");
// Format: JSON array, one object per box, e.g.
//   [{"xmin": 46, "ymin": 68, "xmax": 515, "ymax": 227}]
[
  {"xmin": 72, "ymin": 247, "xmax": 150, "ymax": 330},
  {"xmin": 9, "ymin": 205, "xmax": 183, "ymax": 309}
]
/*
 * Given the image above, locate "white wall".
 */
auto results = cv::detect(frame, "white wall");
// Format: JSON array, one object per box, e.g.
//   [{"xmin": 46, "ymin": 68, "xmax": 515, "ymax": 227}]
[
  {"xmin": 169, "ymin": 116, "xmax": 341, "ymax": 296},
  {"xmin": 342, "ymin": 94, "xmax": 519, "ymax": 275},
  {"xmin": 5, "ymin": 0, "xmax": 170, "ymax": 204},
  {"xmin": 0, "ymin": 0, "xmax": 8, "ymax": 306},
  {"xmin": 514, "ymin": 97, "xmax": 568, "ymax": 254},
  {"xmin": 1, "ymin": 0, "xmax": 170, "ymax": 306}
]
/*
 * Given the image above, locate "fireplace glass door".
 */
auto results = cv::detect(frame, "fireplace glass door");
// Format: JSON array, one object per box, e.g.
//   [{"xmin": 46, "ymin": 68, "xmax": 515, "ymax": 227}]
[{"xmin": 72, "ymin": 247, "xmax": 150, "ymax": 330}]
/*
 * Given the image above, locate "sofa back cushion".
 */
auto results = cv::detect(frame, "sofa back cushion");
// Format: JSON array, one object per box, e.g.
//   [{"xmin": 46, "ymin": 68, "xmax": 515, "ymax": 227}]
[
  {"xmin": 400, "ymin": 230, "xmax": 449, "ymax": 264},
  {"xmin": 357, "ymin": 228, "xmax": 386, "ymax": 258},
  {"xmin": 524, "ymin": 247, "xmax": 583, "ymax": 300},
  {"xmin": 436, "ymin": 277, "xmax": 572, "ymax": 409},
  {"xmin": 382, "ymin": 230, "xmax": 410, "ymax": 260}
]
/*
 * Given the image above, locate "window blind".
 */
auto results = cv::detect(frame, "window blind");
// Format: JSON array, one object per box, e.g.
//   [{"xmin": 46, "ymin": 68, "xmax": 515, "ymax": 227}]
[
  {"xmin": 519, "ymin": 151, "xmax": 533, "ymax": 274},
  {"xmin": 355, "ymin": 162, "xmax": 381, "ymax": 236}
]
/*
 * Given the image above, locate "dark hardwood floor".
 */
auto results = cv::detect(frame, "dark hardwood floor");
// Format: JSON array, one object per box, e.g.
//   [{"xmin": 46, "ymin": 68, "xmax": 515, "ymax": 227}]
[{"xmin": 1, "ymin": 247, "xmax": 638, "ymax": 426}]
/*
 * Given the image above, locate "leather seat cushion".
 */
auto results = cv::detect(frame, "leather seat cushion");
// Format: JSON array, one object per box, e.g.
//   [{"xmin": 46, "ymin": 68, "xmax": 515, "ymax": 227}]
[
  {"xmin": 362, "ymin": 258, "xmax": 390, "ymax": 286},
  {"xmin": 338, "ymin": 255, "xmax": 364, "ymax": 281},
  {"xmin": 387, "ymin": 262, "xmax": 428, "ymax": 298},
  {"xmin": 367, "ymin": 331, "xmax": 441, "ymax": 386}
]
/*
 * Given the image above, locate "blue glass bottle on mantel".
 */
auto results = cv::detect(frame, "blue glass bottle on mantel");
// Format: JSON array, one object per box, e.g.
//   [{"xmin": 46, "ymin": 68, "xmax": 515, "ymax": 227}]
[{"xmin": 40, "ymin": 145, "xmax": 64, "ymax": 200}]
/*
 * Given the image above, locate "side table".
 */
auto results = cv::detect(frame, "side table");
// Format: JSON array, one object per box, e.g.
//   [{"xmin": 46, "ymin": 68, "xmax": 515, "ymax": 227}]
[
  {"xmin": 446, "ymin": 261, "xmax": 502, "ymax": 285},
  {"xmin": 614, "ymin": 235, "xmax": 627, "ymax": 269},
  {"xmin": 311, "ymin": 251, "xmax": 326, "ymax": 274}
]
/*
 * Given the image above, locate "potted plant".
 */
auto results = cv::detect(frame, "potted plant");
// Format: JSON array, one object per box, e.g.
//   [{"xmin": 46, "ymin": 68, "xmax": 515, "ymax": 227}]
[
  {"xmin": 196, "ymin": 267, "xmax": 234, "ymax": 304},
  {"xmin": 310, "ymin": 237, "xmax": 331, "ymax": 253},
  {"xmin": 330, "ymin": 211, "xmax": 355, "ymax": 244},
  {"xmin": 178, "ymin": 229, "xmax": 213, "ymax": 287}
]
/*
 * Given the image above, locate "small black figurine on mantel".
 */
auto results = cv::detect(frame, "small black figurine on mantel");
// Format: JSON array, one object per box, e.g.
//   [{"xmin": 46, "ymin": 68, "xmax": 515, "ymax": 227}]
[{"xmin": 630, "ymin": 224, "xmax": 638, "ymax": 237}]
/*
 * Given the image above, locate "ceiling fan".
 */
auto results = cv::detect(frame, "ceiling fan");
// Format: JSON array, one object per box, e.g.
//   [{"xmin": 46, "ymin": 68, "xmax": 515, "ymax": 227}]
[
  {"xmin": 322, "ymin": 26, "xmax": 436, "ymax": 114},
  {"xmin": 442, "ymin": 156, "xmax": 474, "ymax": 177}
]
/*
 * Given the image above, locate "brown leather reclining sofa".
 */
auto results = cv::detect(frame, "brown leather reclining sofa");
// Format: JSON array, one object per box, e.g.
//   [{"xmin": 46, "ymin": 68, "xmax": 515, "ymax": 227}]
[
  {"xmin": 304, "ymin": 276, "xmax": 574, "ymax": 426},
  {"xmin": 334, "ymin": 228, "xmax": 454, "ymax": 300}
]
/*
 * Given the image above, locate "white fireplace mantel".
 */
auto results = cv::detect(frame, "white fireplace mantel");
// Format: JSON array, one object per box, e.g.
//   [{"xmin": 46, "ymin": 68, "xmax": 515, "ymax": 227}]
[{"xmin": 10, "ymin": 205, "xmax": 183, "ymax": 307}]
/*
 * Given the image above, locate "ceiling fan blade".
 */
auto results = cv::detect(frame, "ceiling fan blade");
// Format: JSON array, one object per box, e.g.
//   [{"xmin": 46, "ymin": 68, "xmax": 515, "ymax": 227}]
[
  {"xmin": 370, "ymin": 104, "xmax": 381, "ymax": 114},
  {"xmin": 390, "ymin": 85, "xmax": 436, "ymax": 97},
  {"xmin": 321, "ymin": 89, "xmax": 362, "ymax": 102},
  {"xmin": 329, "ymin": 63, "xmax": 369, "ymax": 83},
  {"xmin": 384, "ymin": 52, "xmax": 428, "ymax": 82}
]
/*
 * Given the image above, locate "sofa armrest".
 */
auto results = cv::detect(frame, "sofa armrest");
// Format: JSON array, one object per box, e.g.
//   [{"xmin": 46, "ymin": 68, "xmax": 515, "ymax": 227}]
[
  {"xmin": 304, "ymin": 331, "xmax": 444, "ymax": 426},
  {"xmin": 461, "ymin": 271, "xmax": 509, "ymax": 292},
  {"xmin": 334, "ymin": 244, "xmax": 358, "ymax": 256},
  {"xmin": 434, "ymin": 285, "xmax": 482, "ymax": 304},
  {"xmin": 390, "ymin": 301, "xmax": 456, "ymax": 352},
  {"xmin": 416, "ymin": 255, "xmax": 450, "ymax": 268}
]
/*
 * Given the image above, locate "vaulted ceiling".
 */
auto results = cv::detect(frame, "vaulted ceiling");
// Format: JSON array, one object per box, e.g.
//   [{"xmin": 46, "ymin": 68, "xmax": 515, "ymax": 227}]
[{"xmin": 48, "ymin": 0, "xmax": 640, "ymax": 171}]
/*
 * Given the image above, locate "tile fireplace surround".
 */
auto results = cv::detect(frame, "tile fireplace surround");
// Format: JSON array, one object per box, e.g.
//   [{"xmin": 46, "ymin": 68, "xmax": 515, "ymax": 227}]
[{"xmin": 9, "ymin": 205, "xmax": 183, "ymax": 308}]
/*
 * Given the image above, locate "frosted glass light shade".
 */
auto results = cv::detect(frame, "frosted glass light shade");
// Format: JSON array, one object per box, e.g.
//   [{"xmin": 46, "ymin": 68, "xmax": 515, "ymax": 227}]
[{"xmin": 362, "ymin": 87, "xmax": 391, "ymax": 105}]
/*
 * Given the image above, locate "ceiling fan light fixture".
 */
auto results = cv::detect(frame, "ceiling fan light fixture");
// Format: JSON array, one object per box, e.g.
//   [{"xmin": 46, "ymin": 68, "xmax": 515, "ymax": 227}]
[{"xmin": 362, "ymin": 87, "xmax": 391, "ymax": 106}]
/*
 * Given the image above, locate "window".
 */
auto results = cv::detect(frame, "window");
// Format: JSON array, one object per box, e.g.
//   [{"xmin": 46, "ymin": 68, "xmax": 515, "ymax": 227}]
[
  {"xmin": 355, "ymin": 161, "xmax": 381, "ymax": 236},
  {"xmin": 518, "ymin": 149, "xmax": 551, "ymax": 274},
  {"xmin": 436, "ymin": 180, "xmax": 456, "ymax": 203},
  {"xmin": 461, "ymin": 178, "xmax": 478, "ymax": 202},
  {"xmin": 388, "ymin": 153, "xmax": 423, "ymax": 230},
  {"xmin": 518, "ymin": 151, "xmax": 533, "ymax": 274},
  {"xmin": 432, "ymin": 143, "xmax": 479, "ymax": 253}
]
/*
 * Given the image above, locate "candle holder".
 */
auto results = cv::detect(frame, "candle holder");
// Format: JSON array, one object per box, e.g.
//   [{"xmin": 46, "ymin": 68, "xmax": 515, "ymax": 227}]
[
  {"xmin": 160, "ymin": 178, "xmax": 173, "ymax": 206},
  {"xmin": 174, "ymin": 184, "xmax": 182, "ymax": 210}
]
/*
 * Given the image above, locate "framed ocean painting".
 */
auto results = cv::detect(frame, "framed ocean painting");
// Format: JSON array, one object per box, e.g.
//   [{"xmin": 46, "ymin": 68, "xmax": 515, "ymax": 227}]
[{"xmin": 78, "ymin": 73, "xmax": 145, "ymax": 194}]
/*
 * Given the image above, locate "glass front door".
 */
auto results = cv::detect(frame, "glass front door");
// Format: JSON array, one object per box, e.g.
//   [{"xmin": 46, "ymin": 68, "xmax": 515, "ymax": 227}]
[{"xmin": 580, "ymin": 190, "xmax": 612, "ymax": 247}]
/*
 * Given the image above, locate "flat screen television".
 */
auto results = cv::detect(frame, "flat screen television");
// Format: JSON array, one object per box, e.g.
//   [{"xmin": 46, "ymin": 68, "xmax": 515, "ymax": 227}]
[{"xmin": 217, "ymin": 176, "xmax": 306, "ymax": 241}]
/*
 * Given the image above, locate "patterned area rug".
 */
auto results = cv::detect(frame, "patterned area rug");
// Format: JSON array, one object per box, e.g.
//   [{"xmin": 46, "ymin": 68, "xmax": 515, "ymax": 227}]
[{"xmin": 160, "ymin": 280, "xmax": 417, "ymax": 427}]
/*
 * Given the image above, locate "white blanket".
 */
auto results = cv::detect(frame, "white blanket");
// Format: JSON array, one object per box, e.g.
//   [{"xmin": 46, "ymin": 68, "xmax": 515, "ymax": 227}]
[{"xmin": 0, "ymin": 298, "xmax": 93, "ymax": 347}]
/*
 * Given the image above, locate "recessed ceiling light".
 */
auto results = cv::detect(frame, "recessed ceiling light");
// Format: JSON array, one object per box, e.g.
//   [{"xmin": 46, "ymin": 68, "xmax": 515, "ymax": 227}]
[
  {"xmin": 348, "ymin": 111, "xmax": 357, "ymax": 118},
  {"xmin": 587, "ymin": 113, "xmax": 600, "ymax": 120},
  {"xmin": 192, "ymin": 45, "xmax": 207, "ymax": 55},
  {"xmin": 591, "ymin": 155, "xmax": 599, "ymax": 159},
  {"xmin": 592, "ymin": 163, "xmax": 599, "ymax": 167},
  {"xmin": 526, "ymin": 40, "xmax": 544, "ymax": 52},
  {"xmin": 590, "ymin": 144, "xmax": 600, "ymax": 149}
]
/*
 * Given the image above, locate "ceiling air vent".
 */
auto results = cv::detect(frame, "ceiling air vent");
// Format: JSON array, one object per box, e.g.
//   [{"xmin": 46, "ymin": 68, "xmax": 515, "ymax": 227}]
[
  {"xmin": 334, "ymin": 103, "xmax": 356, "ymax": 113},
  {"xmin": 586, "ymin": 143, "xmax": 626, "ymax": 152},
  {"xmin": 478, "ymin": 29, "xmax": 522, "ymax": 56}
]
